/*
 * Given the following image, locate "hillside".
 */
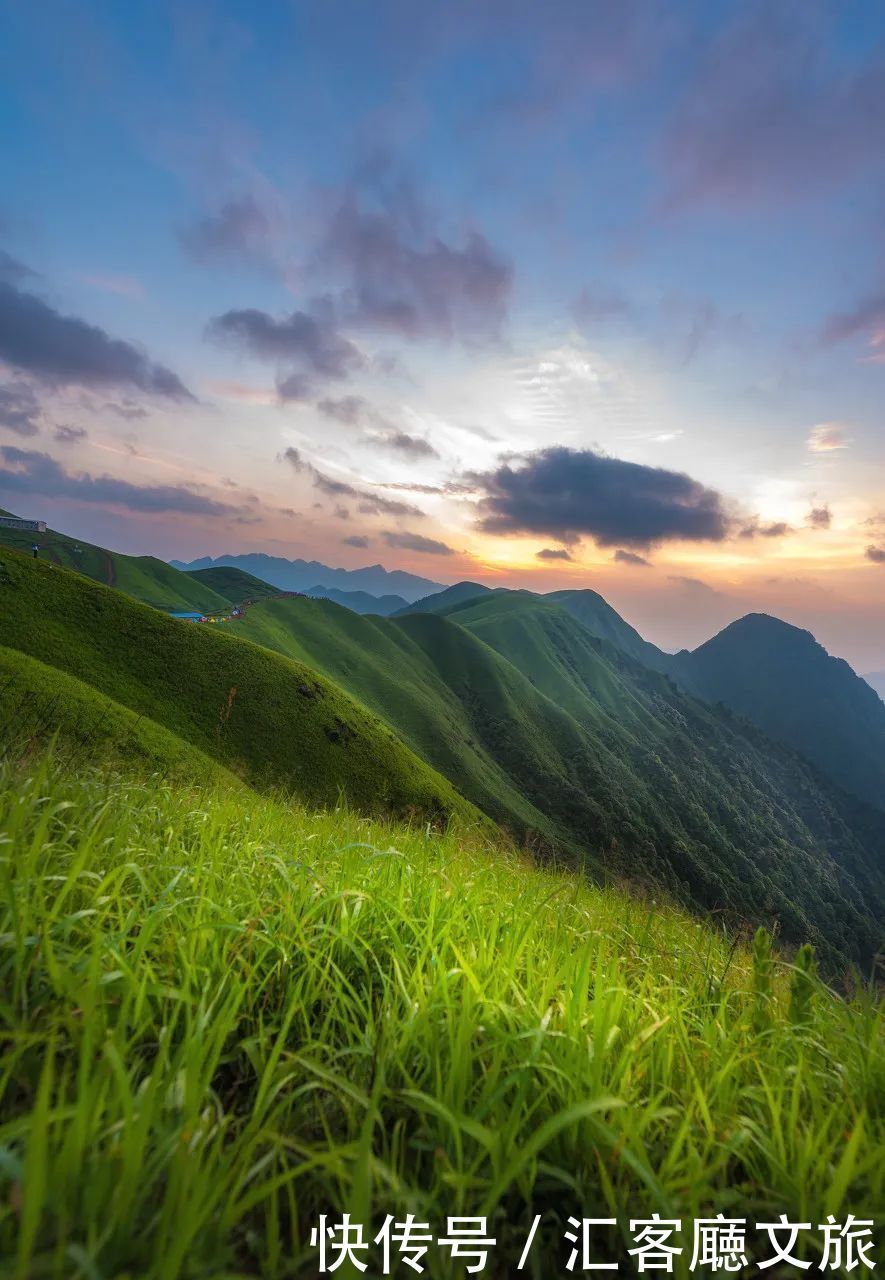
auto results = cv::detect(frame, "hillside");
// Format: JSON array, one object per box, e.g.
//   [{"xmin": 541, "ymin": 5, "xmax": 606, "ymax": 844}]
[
  {"xmin": 186, "ymin": 564, "xmax": 280, "ymax": 604},
  {"xmin": 548, "ymin": 587, "xmax": 676, "ymax": 673},
  {"xmin": 673, "ymin": 613, "xmax": 885, "ymax": 812},
  {"xmin": 397, "ymin": 579, "xmax": 493, "ymax": 614},
  {"xmin": 172, "ymin": 551, "xmax": 443, "ymax": 602},
  {"xmin": 3, "ymin": 757, "xmax": 881, "ymax": 1274},
  {"xmin": 306, "ymin": 584, "xmax": 409, "ymax": 614},
  {"xmin": 234, "ymin": 592, "xmax": 885, "ymax": 969},
  {"xmin": 0, "ymin": 546, "xmax": 481, "ymax": 826},
  {"xmin": 0, "ymin": 511, "xmax": 231, "ymax": 614}
]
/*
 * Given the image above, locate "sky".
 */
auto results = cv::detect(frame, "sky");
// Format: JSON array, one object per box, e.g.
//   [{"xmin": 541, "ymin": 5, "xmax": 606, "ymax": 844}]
[{"xmin": 1, "ymin": 0, "xmax": 884, "ymax": 670}]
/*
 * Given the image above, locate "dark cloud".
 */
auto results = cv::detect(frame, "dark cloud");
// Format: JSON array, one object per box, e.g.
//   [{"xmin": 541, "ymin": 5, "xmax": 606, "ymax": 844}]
[
  {"xmin": 536, "ymin": 547, "xmax": 572, "ymax": 561},
  {"xmin": 207, "ymin": 299, "xmax": 365, "ymax": 400},
  {"xmin": 281, "ymin": 446, "xmax": 424, "ymax": 517},
  {"xmin": 178, "ymin": 197, "xmax": 271, "ymax": 266},
  {"xmin": 470, "ymin": 446, "xmax": 732, "ymax": 548},
  {"xmin": 663, "ymin": 9, "xmax": 885, "ymax": 210},
  {"xmin": 317, "ymin": 159, "xmax": 512, "ymax": 342},
  {"xmin": 370, "ymin": 428, "xmax": 438, "ymax": 459},
  {"xmin": 738, "ymin": 518, "xmax": 791, "ymax": 539},
  {"xmin": 0, "ymin": 278, "xmax": 194, "ymax": 400},
  {"xmin": 614, "ymin": 549, "xmax": 651, "ymax": 567},
  {"xmin": 0, "ymin": 446, "xmax": 240, "ymax": 517},
  {"xmin": 382, "ymin": 529, "xmax": 455, "ymax": 556},
  {"xmin": 0, "ymin": 381, "xmax": 42, "ymax": 436},
  {"xmin": 343, "ymin": 534, "xmax": 370, "ymax": 548},
  {"xmin": 807, "ymin": 504, "xmax": 832, "ymax": 529},
  {"xmin": 866, "ymin": 545, "xmax": 885, "ymax": 564},
  {"xmin": 54, "ymin": 424, "xmax": 88, "ymax": 444}
]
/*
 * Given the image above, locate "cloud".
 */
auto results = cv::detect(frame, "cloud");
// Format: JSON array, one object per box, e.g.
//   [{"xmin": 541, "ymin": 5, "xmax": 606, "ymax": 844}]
[
  {"xmin": 178, "ymin": 197, "xmax": 271, "ymax": 266},
  {"xmin": 571, "ymin": 286, "xmax": 632, "ymax": 328},
  {"xmin": 807, "ymin": 504, "xmax": 832, "ymax": 529},
  {"xmin": 0, "ymin": 250, "xmax": 38, "ymax": 286},
  {"xmin": 737, "ymin": 518, "xmax": 791, "ymax": 539},
  {"xmin": 382, "ymin": 529, "xmax": 455, "ymax": 555},
  {"xmin": 866, "ymin": 545, "xmax": 885, "ymax": 564},
  {"xmin": 807, "ymin": 423, "xmax": 850, "ymax": 452},
  {"xmin": 614, "ymin": 549, "xmax": 651, "ymax": 566},
  {"xmin": 819, "ymin": 296, "xmax": 885, "ymax": 361},
  {"xmin": 207, "ymin": 299, "xmax": 365, "ymax": 399},
  {"xmin": 54, "ymin": 424, "xmax": 87, "ymax": 444},
  {"xmin": 662, "ymin": 9, "xmax": 885, "ymax": 209},
  {"xmin": 470, "ymin": 446, "xmax": 732, "ymax": 548},
  {"xmin": 0, "ymin": 277, "xmax": 194, "ymax": 399},
  {"xmin": 668, "ymin": 574, "xmax": 719, "ymax": 594},
  {"xmin": 536, "ymin": 547, "xmax": 572, "ymax": 561},
  {"xmin": 0, "ymin": 446, "xmax": 240, "ymax": 517},
  {"xmin": 343, "ymin": 534, "xmax": 370, "ymax": 548},
  {"xmin": 281, "ymin": 446, "xmax": 424, "ymax": 517},
  {"xmin": 0, "ymin": 381, "xmax": 42, "ymax": 436},
  {"xmin": 317, "ymin": 158, "xmax": 511, "ymax": 342},
  {"xmin": 316, "ymin": 393, "xmax": 439, "ymax": 457}
]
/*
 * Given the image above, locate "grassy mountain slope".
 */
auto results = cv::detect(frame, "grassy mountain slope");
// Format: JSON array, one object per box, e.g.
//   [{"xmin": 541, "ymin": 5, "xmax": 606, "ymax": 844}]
[
  {"xmin": 674, "ymin": 613, "xmax": 885, "ymax": 812},
  {"xmin": 185, "ymin": 564, "xmax": 280, "ymax": 604},
  {"xmin": 397, "ymin": 579, "xmax": 493, "ymax": 614},
  {"xmin": 0, "ymin": 512, "xmax": 231, "ymax": 613},
  {"xmin": 3, "ymin": 758, "xmax": 881, "ymax": 1275},
  {"xmin": 548, "ymin": 587, "xmax": 676, "ymax": 672},
  {"xmin": 0, "ymin": 644, "xmax": 241, "ymax": 787},
  {"xmin": 235, "ymin": 593, "xmax": 885, "ymax": 969},
  {"xmin": 305, "ymin": 584, "xmax": 409, "ymax": 614},
  {"xmin": 0, "ymin": 547, "xmax": 480, "ymax": 825}
]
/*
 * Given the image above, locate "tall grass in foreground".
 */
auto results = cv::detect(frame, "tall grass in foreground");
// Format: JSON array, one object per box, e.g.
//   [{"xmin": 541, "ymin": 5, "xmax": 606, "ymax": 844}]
[{"xmin": 0, "ymin": 757, "xmax": 882, "ymax": 1278}]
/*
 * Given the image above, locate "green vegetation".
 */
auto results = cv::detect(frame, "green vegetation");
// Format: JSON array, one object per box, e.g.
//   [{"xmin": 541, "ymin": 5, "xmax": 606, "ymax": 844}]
[
  {"xmin": 0, "ymin": 512, "xmax": 231, "ymax": 613},
  {"xmin": 186, "ymin": 565, "xmax": 281, "ymax": 605},
  {"xmin": 235, "ymin": 592, "xmax": 885, "ymax": 971},
  {"xmin": 0, "ymin": 547, "xmax": 480, "ymax": 826},
  {"xmin": 673, "ymin": 612, "xmax": 885, "ymax": 812},
  {"xmin": 0, "ymin": 756, "xmax": 882, "ymax": 1277}
]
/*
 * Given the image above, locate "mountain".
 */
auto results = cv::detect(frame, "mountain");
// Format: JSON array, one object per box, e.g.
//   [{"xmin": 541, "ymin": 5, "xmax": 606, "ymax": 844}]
[
  {"xmin": 170, "ymin": 552, "xmax": 443, "ymax": 602},
  {"xmin": 0, "ymin": 510, "xmax": 231, "ymax": 614},
  {"xmin": 232, "ymin": 590, "xmax": 884, "ymax": 970},
  {"xmin": 396, "ymin": 580, "xmax": 493, "ymax": 614},
  {"xmin": 305, "ymin": 585, "xmax": 409, "ymax": 615},
  {"xmin": 672, "ymin": 613, "xmax": 885, "ymax": 813},
  {"xmin": 185, "ymin": 565, "xmax": 281, "ymax": 604},
  {"xmin": 547, "ymin": 588, "xmax": 676, "ymax": 673},
  {"xmin": 0, "ymin": 546, "xmax": 480, "ymax": 826},
  {"xmin": 864, "ymin": 670, "xmax": 885, "ymax": 701}
]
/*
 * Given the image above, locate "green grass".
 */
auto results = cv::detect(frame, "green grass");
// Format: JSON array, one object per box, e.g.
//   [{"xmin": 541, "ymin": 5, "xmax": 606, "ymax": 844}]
[
  {"xmin": 0, "ymin": 547, "xmax": 480, "ymax": 827},
  {"xmin": 186, "ymin": 565, "xmax": 281, "ymax": 606},
  {"xmin": 234, "ymin": 593, "xmax": 885, "ymax": 972},
  {"xmin": 0, "ymin": 513, "xmax": 231, "ymax": 614},
  {"xmin": 0, "ymin": 755, "xmax": 882, "ymax": 1277}
]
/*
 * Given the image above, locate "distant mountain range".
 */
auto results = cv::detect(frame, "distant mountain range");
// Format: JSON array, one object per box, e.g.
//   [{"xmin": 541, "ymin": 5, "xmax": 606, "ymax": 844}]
[{"xmin": 171, "ymin": 553, "xmax": 443, "ymax": 603}]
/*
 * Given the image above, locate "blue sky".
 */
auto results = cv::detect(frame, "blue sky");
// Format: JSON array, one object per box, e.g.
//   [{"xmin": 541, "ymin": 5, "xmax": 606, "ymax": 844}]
[{"xmin": 1, "ymin": 0, "xmax": 883, "ymax": 667}]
